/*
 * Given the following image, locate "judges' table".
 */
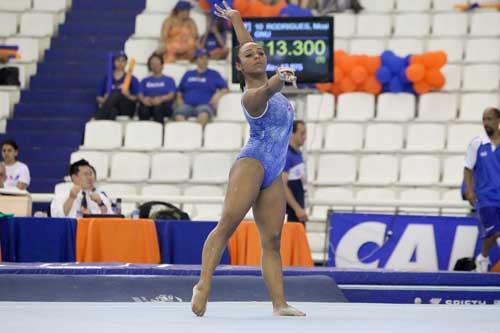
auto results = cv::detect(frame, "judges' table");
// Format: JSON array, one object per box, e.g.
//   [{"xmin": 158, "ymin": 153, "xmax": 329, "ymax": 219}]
[{"xmin": 228, "ymin": 221, "xmax": 314, "ymax": 267}]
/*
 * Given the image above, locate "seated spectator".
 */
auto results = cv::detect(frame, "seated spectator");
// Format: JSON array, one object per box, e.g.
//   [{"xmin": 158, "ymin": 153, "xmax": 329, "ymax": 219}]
[
  {"xmin": 0, "ymin": 54, "xmax": 20, "ymax": 86},
  {"xmin": 50, "ymin": 159, "xmax": 113, "ymax": 218},
  {"xmin": 279, "ymin": 0, "xmax": 313, "ymax": 16},
  {"xmin": 160, "ymin": 1, "xmax": 199, "ymax": 63},
  {"xmin": 94, "ymin": 52, "xmax": 139, "ymax": 120},
  {"xmin": 138, "ymin": 54, "xmax": 177, "ymax": 123},
  {"xmin": 200, "ymin": 16, "xmax": 229, "ymax": 60},
  {"xmin": 315, "ymin": 0, "xmax": 363, "ymax": 14},
  {"xmin": 1, "ymin": 140, "xmax": 30, "ymax": 190},
  {"xmin": 174, "ymin": 49, "xmax": 228, "ymax": 126}
]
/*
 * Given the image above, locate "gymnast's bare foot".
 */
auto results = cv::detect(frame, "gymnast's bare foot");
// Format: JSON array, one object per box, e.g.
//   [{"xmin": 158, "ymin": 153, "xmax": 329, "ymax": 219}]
[
  {"xmin": 191, "ymin": 284, "xmax": 210, "ymax": 317},
  {"xmin": 273, "ymin": 304, "xmax": 306, "ymax": 317}
]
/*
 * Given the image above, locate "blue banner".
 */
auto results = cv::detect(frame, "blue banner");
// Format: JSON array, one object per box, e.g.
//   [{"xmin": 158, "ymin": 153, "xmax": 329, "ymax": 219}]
[{"xmin": 328, "ymin": 213, "xmax": 499, "ymax": 271}]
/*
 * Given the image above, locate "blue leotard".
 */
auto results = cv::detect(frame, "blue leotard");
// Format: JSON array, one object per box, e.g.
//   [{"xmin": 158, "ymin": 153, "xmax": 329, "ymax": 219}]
[{"xmin": 237, "ymin": 92, "xmax": 294, "ymax": 189}]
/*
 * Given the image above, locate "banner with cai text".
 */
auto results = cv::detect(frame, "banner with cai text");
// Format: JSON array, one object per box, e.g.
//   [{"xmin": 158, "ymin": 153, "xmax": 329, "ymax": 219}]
[{"xmin": 328, "ymin": 213, "xmax": 499, "ymax": 271}]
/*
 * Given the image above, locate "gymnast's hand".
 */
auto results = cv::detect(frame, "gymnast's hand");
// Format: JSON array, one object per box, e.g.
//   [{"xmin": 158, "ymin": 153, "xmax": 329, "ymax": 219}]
[
  {"xmin": 277, "ymin": 67, "xmax": 298, "ymax": 88},
  {"xmin": 214, "ymin": 1, "xmax": 239, "ymax": 21}
]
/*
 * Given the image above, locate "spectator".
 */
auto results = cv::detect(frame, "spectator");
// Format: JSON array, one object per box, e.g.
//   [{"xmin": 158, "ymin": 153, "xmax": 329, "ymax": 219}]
[
  {"xmin": 94, "ymin": 52, "xmax": 139, "ymax": 120},
  {"xmin": 279, "ymin": 0, "xmax": 313, "ymax": 16},
  {"xmin": 200, "ymin": 16, "xmax": 229, "ymax": 60},
  {"xmin": 0, "ymin": 54, "xmax": 20, "ymax": 86},
  {"xmin": 1, "ymin": 140, "xmax": 30, "ymax": 190},
  {"xmin": 282, "ymin": 120, "xmax": 308, "ymax": 224},
  {"xmin": 138, "ymin": 53, "xmax": 177, "ymax": 123},
  {"xmin": 160, "ymin": 0, "xmax": 199, "ymax": 63},
  {"xmin": 174, "ymin": 48, "xmax": 228, "ymax": 126},
  {"xmin": 315, "ymin": 0, "xmax": 364, "ymax": 14},
  {"xmin": 0, "ymin": 163, "xmax": 6, "ymax": 188},
  {"xmin": 463, "ymin": 107, "xmax": 500, "ymax": 273},
  {"xmin": 50, "ymin": 159, "xmax": 113, "ymax": 218}
]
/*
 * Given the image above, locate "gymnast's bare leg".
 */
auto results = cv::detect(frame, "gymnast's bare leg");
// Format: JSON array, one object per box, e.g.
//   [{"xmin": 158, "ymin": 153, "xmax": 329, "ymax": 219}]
[
  {"xmin": 191, "ymin": 158, "xmax": 263, "ymax": 316},
  {"xmin": 253, "ymin": 175, "xmax": 306, "ymax": 316}
]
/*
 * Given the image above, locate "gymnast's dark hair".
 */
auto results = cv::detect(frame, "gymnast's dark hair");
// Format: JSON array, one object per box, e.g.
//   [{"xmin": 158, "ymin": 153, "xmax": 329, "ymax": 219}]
[
  {"xmin": 233, "ymin": 45, "xmax": 245, "ymax": 92},
  {"xmin": 69, "ymin": 159, "xmax": 91, "ymax": 177},
  {"xmin": 490, "ymin": 107, "xmax": 500, "ymax": 118},
  {"xmin": 147, "ymin": 53, "xmax": 164, "ymax": 72}
]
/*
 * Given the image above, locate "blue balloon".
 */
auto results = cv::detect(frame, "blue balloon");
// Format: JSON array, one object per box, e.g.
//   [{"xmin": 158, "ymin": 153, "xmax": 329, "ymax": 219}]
[
  {"xmin": 389, "ymin": 77, "xmax": 403, "ymax": 93},
  {"xmin": 388, "ymin": 56, "xmax": 405, "ymax": 75},
  {"xmin": 403, "ymin": 83, "xmax": 415, "ymax": 94},
  {"xmin": 381, "ymin": 50, "xmax": 395, "ymax": 66},
  {"xmin": 404, "ymin": 55, "xmax": 411, "ymax": 66},
  {"xmin": 376, "ymin": 66, "xmax": 392, "ymax": 84},
  {"xmin": 399, "ymin": 70, "xmax": 411, "ymax": 84}
]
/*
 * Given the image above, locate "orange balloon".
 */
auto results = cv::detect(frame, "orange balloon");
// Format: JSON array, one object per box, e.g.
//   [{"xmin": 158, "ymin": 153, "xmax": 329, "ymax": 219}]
[
  {"xmin": 365, "ymin": 56, "xmax": 381, "ymax": 74},
  {"xmin": 334, "ymin": 66, "xmax": 344, "ymax": 83},
  {"xmin": 339, "ymin": 77, "xmax": 356, "ymax": 93},
  {"xmin": 316, "ymin": 83, "xmax": 332, "ymax": 93},
  {"xmin": 405, "ymin": 64, "xmax": 426, "ymax": 82},
  {"xmin": 410, "ymin": 54, "xmax": 424, "ymax": 65},
  {"xmin": 424, "ymin": 69, "xmax": 446, "ymax": 88},
  {"xmin": 422, "ymin": 52, "xmax": 442, "ymax": 68},
  {"xmin": 331, "ymin": 84, "xmax": 342, "ymax": 96},
  {"xmin": 433, "ymin": 51, "xmax": 447, "ymax": 68},
  {"xmin": 363, "ymin": 76, "xmax": 382, "ymax": 95},
  {"xmin": 338, "ymin": 55, "xmax": 357, "ymax": 73},
  {"xmin": 350, "ymin": 65, "xmax": 368, "ymax": 84},
  {"xmin": 334, "ymin": 50, "xmax": 347, "ymax": 66},
  {"xmin": 413, "ymin": 81, "xmax": 431, "ymax": 94}
]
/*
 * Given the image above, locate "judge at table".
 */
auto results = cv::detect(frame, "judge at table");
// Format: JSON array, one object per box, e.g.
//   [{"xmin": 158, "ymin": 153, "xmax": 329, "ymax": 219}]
[{"xmin": 51, "ymin": 159, "xmax": 113, "ymax": 218}]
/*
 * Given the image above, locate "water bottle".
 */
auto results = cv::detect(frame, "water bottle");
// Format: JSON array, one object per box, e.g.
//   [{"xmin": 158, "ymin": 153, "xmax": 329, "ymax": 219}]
[{"xmin": 115, "ymin": 198, "xmax": 122, "ymax": 215}]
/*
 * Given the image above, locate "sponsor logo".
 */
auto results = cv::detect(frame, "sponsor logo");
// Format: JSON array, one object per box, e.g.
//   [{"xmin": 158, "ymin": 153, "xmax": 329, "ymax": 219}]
[
  {"xmin": 414, "ymin": 297, "xmax": 422, "ymax": 304},
  {"xmin": 132, "ymin": 294, "xmax": 183, "ymax": 303},
  {"xmin": 480, "ymin": 151, "xmax": 487, "ymax": 157},
  {"xmin": 429, "ymin": 298, "xmax": 442, "ymax": 304},
  {"xmin": 444, "ymin": 300, "xmax": 487, "ymax": 305}
]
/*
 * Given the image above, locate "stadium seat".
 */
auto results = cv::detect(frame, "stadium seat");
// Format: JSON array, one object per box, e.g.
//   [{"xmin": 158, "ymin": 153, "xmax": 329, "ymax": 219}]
[
  {"xmin": 446, "ymin": 123, "xmax": 484, "ymax": 152},
  {"xmin": 123, "ymin": 121, "xmax": 163, "ymax": 151},
  {"xmin": 145, "ymin": 0, "xmax": 176, "ymax": 12},
  {"xmin": 203, "ymin": 122, "xmax": 243, "ymax": 151},
  {"xmin": 150, "ymin": 152, "xmax": 190, "ymax": 183},
  {"xmin": 141, "ymin": 184, "xmax": 181, "ymax": 197},
  {"xmin": 376, "ymin": 93, "xmax": 415, "ymax": 121},
  {"xmin": 470, "ymin": 12, "xmax": 500, "ymax": 36},
  {"xmin": 124, "ymin": 39, "xmax": 158, "ymax": 64},
  {"xmin": 310, "ymin": 187, "xmax": 354, "ymax": 220},
  {"xmin": 387, "ymin": 38, "xmax": 425, "ymax": 56},
  {"xmin": 0, "ymin": 13, "xmax": 18, "ymax": 38},
  {"xmin": 399, "ymin": 189, "xmax": 440, "ymax": 214},
  {"xmin": 54, "ymin": 182, "xmax": 72, "ymax": 195},
  {"xmin": 109, "ymin": 152, "xmax": 150, "ymax": 182},
  {"xmin": 431, "ymin": 13, "xmax": 468, "ymax": 37},
  {"xmin": 361, "ymin": 0, "xmax": 394, "ymax": 12},
  {"xmin": 459, "ymin": 93, "xmax": 499, "ymax": 121},
  {"xmin": 406, "ymin": 123, "xmax": 446, "ymax": 152},
  {"xmin": 332, "ymin": 13, "xmax": 356, "ymax": 38},
  {"xmin": 336, "ymin": 93, "xmax": 375, "ymax": 120},
  {"xmin": 133, "ymin": 64, "xmax": 149, "ymax": 81},
  {"xmin": 462, "ymin": 65, "xmax": 500, "ymax": 91},
  {"xmin": 0, "ymin": 0, "xmax": 31, "ymax": 12},
  {"xmin": 426, "ymin": 39, "xmax": 464, "ymax": 63},
  {"xmin": 356, "ymin": 14, "xmax": 392, "ymax": 37},
  {"xmin": 217, "ymin": 92, "xmax": 245, "ymax": 122},
  {"xmin": 355, "ymin": 188, "xmax": 396, "ymax": 213},
  {"xmin": 163, "ymin": 122, "xmax": 202, "ymax": 151},
  {"xmin": 441, "ymin": 64, "xmax": 462, "ymax": 91},
  {"xmin": 418, "ymin": 93, "xmax": 458, "ymax": 121},
  {"xmin": 306, "ymin": 123, "xmax": 324, "ymax": 151},
  {"xmin": 209, "ymin": 62, "xmax": 229, "ymax": 82},
  {"xmin": 305, "ymin": 93, "xmax": 334, "ymax": 121},
  {"xmin": 0, "ymin": 92, "xmax": 10, "ymax": 119},
  {"xmin": 396, "ymin": 0, "xmax": 431, "ymax": 11},
  {"xmin": 394, "ymin": 14, "xmax": 430, "ymax": 37},
  {"xmin": 307, "ymin": 232, "xmax": 327, "ymax": 257},
  {"xmin": 5, "ymin": 37, "xmax": 40, "ymax": 62},
  {"xmin": 306, "ymin": 154, "xmax": 316, "ymax": 183},
  {"xmin": 70, "ymin": 151, "xmax": 109, "ymax": 180},
  {"xmin": 163, "ymin": 63, "xmax": 191, "ymax": 86},
  {"xmin": 315, "ymin": 154, "xmax": 357, "ymax": 185},
  {"xmin": 183, "ymin": 185, "xmax": 223, "ymax": 220},
  {"xmin": 335, "ymin": 38, "xmax": 349, "ymax": 51},
  {"xmin": 191, "ymin": 153, "xmax": 232, "ymax": 184},
  {"xmin": 358, "ymin": 155, "xmax": 398, "ymax": 185},
  {"xmin": 83, "ymin": 121, "xmax": 123, "ymax": 150},
  {"xmin": 441, "ymin": 189, "xmax": 469, "ymax": 215},
  {"xmin": 432, "ymin": 0, "xmax": 464, "ymax": 11},
  {"xmin": 364, "ymin": 123, "xmax": 403, "ymax": 152},
  {"xmin": 465, "ymin": 39, "xmax": 500, "ymax": 63},
  {"xmin": 349, "ymin": 39, "xmax": 386, "ymax": 55},
  {"xmin": 191, "ymin": 11, "xmax": 208, "ymax": 36},
  {"xmin": 98, "ymin": 183, "xmax": 138, "ymax": 216},
  {"xmin": 323, "ymin": 123, "xmax": 364, "ymax": 152},
  {"xmin": 399, "ymin": 155, "xmax": 440, "ymax": 186},
  {"xmin": 441, "ymin": 155, "xmax": 465, "ymax": 187},
  {"xmin": 33, "ymin": 0, "xmax": 68, "ymax": 11},
  {"xmin": 134, "ymin": 13, "xmax": 165, "ymax": 38},
  {"xmin": 19, "ymin": 13, "xmax": 55, "ymax": 37}
]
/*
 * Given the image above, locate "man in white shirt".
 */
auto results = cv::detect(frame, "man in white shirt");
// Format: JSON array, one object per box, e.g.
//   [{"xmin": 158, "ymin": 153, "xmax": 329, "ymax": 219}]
[
  {"xmin": 51, "ymin": 159, "xmax": 113, "ymax": 218},
  {"xmin": 1, "ymin": 140, "xmax": 30, "ymax": 190}
]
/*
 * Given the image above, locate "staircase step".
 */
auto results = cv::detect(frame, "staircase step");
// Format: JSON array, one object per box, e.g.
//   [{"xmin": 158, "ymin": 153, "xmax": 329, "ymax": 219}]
[
  {"xmin": 0, "ymin": 131, "xmax": 82, "ymax": 149},
  {"xmin": 37, "ymin": 62, "xmax": 106, "ymax": 76},
  {"xmin": 72, "ymin": 0, "xmax": 145, "ymax": 11},
  {"xmin": 50, "ymin": 36, "xmax": 125, "ymax": 49},
  {"xmin": 7, "ymin": 118, "xmax": 87, "ymax": 132},
  {"xmin": 30, "ymin": 162, "xmax": 69, "ymax": 179},
  {"xmin": 15, "ymin": 103, "xmax": 95, "ymax": 119},
  {"xmin": 21, "ymin": 147, "xmax": 74, "ymax": 164},
  {"xmin": 45, "ymin": 48, "xmax": 113, "ymax": 63},
  {"xmin": 59, "ymin": 23, "xmax": 135, "ymax": 36},
  {"xmin": 66, "ymin": 10, "xmax": 140, "ymax": 21},
  {"xmin": 30, "ymin": 75, "xmax": 99, "ymax": 90},
  {"xmin": 31, "ymin": 180, "xmax": 63, "ymax": 194},
  {"xmin": 21, "ymin": 89, "xmax": 96, "ymax": 103}
]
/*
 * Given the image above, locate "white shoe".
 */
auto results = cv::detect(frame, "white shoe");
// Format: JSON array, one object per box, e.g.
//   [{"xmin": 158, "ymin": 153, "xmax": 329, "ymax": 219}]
[{"xmin": 475, "ymin": 254, "xmax": 490, "ymax": 273}]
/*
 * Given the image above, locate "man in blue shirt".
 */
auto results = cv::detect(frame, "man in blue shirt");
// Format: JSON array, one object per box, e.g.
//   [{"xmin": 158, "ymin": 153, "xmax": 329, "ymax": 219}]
[
  {"xmin": 464, "ymin": 107, "xmax": 500, "ymax": 272},
  {"xmin": 282, "ymin": 120, "xmax": 308, "ymax": 224},
  {"xmin": 174, "ymin": 48, "xmax": 228, "ymax": 126}
]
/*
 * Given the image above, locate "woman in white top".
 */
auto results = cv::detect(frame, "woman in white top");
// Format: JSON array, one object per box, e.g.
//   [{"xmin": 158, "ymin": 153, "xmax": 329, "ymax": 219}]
[{"xmin": 1, "ymin": 140, "xmax": 30, "ymax": 190}]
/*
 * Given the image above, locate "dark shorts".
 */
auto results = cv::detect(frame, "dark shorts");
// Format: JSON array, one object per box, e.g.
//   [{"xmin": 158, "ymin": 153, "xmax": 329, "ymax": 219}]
[{"xmin": 478, "ymin": 206, "xmax": 500, "ymax": 238}]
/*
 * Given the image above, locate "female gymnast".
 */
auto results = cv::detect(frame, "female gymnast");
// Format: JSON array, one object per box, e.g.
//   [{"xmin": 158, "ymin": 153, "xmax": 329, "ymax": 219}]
[{"xmin": 191, "ymin": 1, "xmax": 305, "ymax": 318}]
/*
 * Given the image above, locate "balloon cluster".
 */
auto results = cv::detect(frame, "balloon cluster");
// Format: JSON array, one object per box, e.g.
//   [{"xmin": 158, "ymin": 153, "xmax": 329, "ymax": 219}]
[{"xmin": 317, "ymin": 50, "xmax": 447, "ymax": 96}]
